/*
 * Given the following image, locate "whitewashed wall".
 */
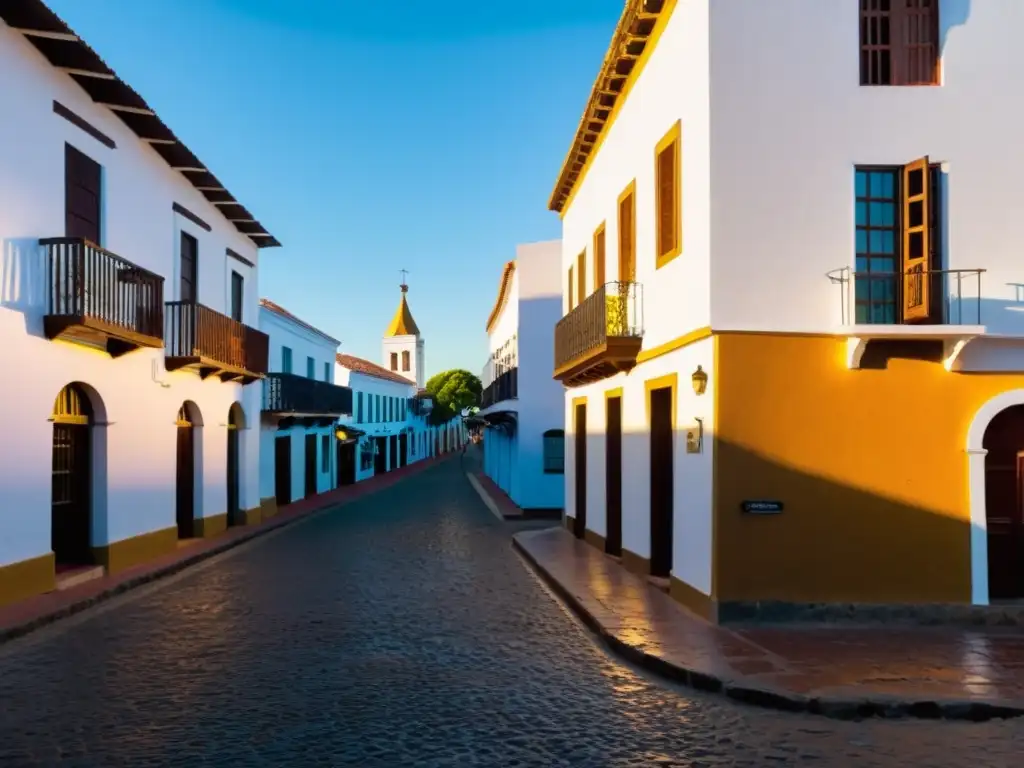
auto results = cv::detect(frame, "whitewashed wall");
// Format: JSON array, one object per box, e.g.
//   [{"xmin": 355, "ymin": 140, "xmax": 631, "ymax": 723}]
[
  {"xmin": 382, "ymin": 335, "xmax": 425, "ymax": 389},
  {"xmin": 335, "ymin": 365, "xmax": 417, "ymax": 479},
  {"xmin": 559, "ymin": 0, "xmax": 712, "ymax": 348},
  {"xmin": 0, "ymin": 22, "xmax": 266, "ymax": 568},
  {"xmin": 564, "ymin": 338, "xmax": 715, "ymax": 596},
  {"xmin": 708, "ymin": 0, "xmax": 1024, "ymax": 336}
]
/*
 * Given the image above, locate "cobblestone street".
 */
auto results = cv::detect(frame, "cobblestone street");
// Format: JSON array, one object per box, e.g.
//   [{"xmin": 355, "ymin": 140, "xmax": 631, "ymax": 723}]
[{"xmin": 0, "ymin": 459, "xmax": 1021, "ymax": 767}]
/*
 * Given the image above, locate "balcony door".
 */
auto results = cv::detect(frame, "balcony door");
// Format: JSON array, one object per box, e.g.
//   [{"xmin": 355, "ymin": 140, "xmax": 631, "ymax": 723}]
[
  {"xmin": 65, "ymin": 144, "xmax": 101, "ymax": 244},
  {"xmin": 180, "ymin": 232, "xmax": 198, "ymax": 303}
]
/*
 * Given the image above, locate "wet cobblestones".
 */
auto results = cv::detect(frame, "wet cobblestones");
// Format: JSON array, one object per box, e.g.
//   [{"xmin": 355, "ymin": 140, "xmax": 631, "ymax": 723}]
[{"xmin": 0, "ymin": 460, "xmax": 1021, "ymax": 766}]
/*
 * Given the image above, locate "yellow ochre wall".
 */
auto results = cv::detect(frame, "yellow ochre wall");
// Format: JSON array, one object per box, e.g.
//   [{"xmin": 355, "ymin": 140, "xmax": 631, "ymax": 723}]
[{"xmin": 713, "ymin": 333, "xmax": 1024, "ymax": 605}]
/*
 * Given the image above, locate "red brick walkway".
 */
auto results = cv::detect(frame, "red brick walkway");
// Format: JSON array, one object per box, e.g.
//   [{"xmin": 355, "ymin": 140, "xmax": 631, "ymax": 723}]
[
  {"xmin": 514, "ymin": 526, "xmax": 1024, "ymax": 721},
  {"xmin": 0, "ymin": 454, "xmax": 455, "ymax": 644}
]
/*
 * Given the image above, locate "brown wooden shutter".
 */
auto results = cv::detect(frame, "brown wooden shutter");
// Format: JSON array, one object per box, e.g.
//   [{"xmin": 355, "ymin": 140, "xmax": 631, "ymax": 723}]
[
  {"xmin": 657, "ymin": 144, "xmax": 676, "ymax": 257},
  {"xmin": 900, "ymin": 156, "xmax": 931, "ymax": 322},
  {"xmin": 860, "ymin": 0, "xmax": 939, "ymax": 86},
  {"xmin": 567, "ymin": 266, "xmax": 574, "ymax": 310},
  {"xmin": 594, "ymin": 225, "xmax": 606, "ymax": 289},
  {"xmin": 577, "ymin": 251, "xmax": 586, "ymax": 302},
  {"xmin": 618, "ymin": 190, "xmax": 635, "ymax": 282}
]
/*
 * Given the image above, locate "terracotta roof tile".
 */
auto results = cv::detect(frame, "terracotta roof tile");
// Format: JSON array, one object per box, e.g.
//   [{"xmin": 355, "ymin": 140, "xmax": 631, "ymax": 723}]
[
  {"xmin": 259, "ymin": 299, "xmax": 340, "ymax": 345},
  {"xmin": 336, "ymin": 353, "xmax": 414, "ymax": 386}
]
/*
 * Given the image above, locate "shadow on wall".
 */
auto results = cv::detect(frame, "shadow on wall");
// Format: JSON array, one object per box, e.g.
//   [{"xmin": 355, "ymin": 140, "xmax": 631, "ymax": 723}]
[
  {"xmin": 940, "ymin": 0, "xmax": 971, "ymax": 53},
  {"xmin": 571, "ymin": 426, "xmax": 979, "ymax": 606},
  {"xmin": 1, "ymin": 238, "xmax": 47, "ymax": 335}
]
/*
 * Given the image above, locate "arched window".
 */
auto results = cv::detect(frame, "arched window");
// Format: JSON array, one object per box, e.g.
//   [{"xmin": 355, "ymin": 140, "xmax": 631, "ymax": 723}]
[{"xmin": 542, "ymin": 429, "xmax": 565, "ymax": 474}]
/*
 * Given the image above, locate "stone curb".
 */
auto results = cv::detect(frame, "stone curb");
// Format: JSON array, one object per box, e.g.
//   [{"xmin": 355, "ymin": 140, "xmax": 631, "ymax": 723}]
[
  {"xmin": 512, "ymin": 533, "xmax": 1024, "ymax": 723},
  {"xmin": 0, "ymin": 456, "xmax": 453, "ymax": 646}
]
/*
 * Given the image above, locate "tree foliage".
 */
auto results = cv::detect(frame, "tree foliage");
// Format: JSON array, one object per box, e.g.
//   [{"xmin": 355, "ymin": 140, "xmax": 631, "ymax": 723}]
[{"xmin": 425, "ymin": 369, "xmax": 481, "ymax": 426}]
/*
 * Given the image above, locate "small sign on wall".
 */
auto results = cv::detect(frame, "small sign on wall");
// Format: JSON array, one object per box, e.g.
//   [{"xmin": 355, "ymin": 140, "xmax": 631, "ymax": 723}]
[{"xmin": 741, "ymin": 500, "xmax": 783, "ymax": 514}]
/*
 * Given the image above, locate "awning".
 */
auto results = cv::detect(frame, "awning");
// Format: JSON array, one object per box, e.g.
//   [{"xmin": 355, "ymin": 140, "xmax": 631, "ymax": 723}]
[{"xmin": 482, "ymin": 410, "xmax": 517, "ymax": 436}]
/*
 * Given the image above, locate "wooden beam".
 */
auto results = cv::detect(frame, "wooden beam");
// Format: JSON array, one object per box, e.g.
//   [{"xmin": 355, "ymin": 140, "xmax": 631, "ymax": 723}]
[
  {"xmin": 97, "ymin": 104, "xmax": 155, "ymax": 116},
  {"xmin": 59, "ymin": 67, "xmax": 115, "ymax": 79},
  {"xmin": 11, "ymin": 28, "xmax": 78, "ymax": 41}
]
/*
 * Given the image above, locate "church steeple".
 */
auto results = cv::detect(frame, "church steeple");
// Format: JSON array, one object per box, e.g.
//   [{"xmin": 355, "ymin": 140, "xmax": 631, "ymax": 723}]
[{"xmin": 384, "ymin": 273, "xmax": 421, "ymax": 337}]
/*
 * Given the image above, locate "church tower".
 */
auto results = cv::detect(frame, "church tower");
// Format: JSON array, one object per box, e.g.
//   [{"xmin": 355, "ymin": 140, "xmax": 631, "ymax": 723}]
[{"xmin": 382, "ymin": 275, "xmax": 425, "ymax": 388}]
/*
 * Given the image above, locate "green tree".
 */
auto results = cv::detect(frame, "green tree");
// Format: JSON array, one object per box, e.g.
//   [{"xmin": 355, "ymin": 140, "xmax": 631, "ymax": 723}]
[{"xmin": 425, "ymin": 369, "xmax": 481, "ymax": 426}]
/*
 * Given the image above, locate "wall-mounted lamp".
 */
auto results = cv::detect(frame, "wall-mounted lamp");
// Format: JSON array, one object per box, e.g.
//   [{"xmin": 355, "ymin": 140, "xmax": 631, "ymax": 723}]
[
  {"xmin": 691, "ymin": 365, "xmax": 708, "ymax": 396},
  {"xmin": 686, "ymin": 417, "xmax": 704, "ymax": 454}
]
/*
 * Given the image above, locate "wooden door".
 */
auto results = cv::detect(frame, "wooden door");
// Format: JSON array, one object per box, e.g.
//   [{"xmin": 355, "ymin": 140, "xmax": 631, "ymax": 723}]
[
  {"xmin": 304, "ymin": 433, "xmax": 317, "ymax": 497},
  {"xmin": 65, "ymin": 144, "xmax": 101, "ymax": 244},
  {"xmin": 984, "ymin": 406, "xmax": 1024, "ymax": 599},
  {"xmin": 901, "ymin": 156, "xmax": 931, "ymax": 322},
  {"xmin": 390, "ymin": 435, "xmax": 398, "ymax": 470},
  {"xmin": 573, "ymin": 403, "xmax": 587, "ymax": 539},
  {"xmin": 176, "ymin": 424, "xmax": 195, "ymax": 538},
  {"xmin": 606, "ymin": 396, "xmax": 623, "ymax": 556},
  {"xmin": 338, "ymin": 442, "xmax": 356, "ymax": 486},
  {"xmin": 226, "ymin": 425, "xmax": 240, "ymax": 525},
  {"xmin": 275, "ymin": 435, "xmax": 292, "ymax": 505},
  {"xmin": 375, "ymin": 437, "xmax": 387, "ymax": 474},
  {"xmin": 650, "ymin": 387, "xmax": 674, "ymax": 577},
  {"xmin": 400, "ymin": 434, "xmax": 408, "ymax": 467},
  {"xmin": 51, "ymin": 422, "xmax": 92, "ymax": 565},
  {"xmin": 180, "ymin": 232, "xmax": 198, "ymax": 303}
]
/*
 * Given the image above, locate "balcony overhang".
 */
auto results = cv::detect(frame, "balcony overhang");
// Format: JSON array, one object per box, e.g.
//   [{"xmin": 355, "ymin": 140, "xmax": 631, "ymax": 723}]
[
  {"xmin": 840, "ymin": 324, "xmax": 987, "ymax": 370},
  {"xmin": 553, "ymin": 337, "xmax": 643, "ymax": 386},
  {"xmin": 165, "ymin": 355, "xmax": 265, "ymax": 384},
  {"xmin": 46, "ymin": 314, "xmax": 164, "ymax": 358},
  {"xmin": 482, "ymin": 410, "xmax": 517, "ymax": 436},
  {"xmin": 274, "ymin": 415, "xmax": 338, "ymax": 430}
]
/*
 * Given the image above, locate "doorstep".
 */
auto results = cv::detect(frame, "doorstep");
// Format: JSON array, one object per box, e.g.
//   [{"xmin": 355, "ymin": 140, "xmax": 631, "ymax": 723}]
[
  {"xmin": 513, "ymin": 526, "xmax": 1024, "ymax": 722},
  {"xmin": 0, "ymin": 453, "xmax": 454, "ymax": 645}
]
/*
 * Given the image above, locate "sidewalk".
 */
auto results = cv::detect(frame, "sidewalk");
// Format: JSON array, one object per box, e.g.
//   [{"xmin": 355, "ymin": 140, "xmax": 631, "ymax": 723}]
[
  {"xmin": 464, "ymin": 444, "xmax": 561, "ymax": 521},
  {"xmin": 0, "ymin": 453, "xmax": 454, "ymax": 645},
  {"xmin": 514, "ymin": 526, "xmax": 1024, "ymax": 721}
]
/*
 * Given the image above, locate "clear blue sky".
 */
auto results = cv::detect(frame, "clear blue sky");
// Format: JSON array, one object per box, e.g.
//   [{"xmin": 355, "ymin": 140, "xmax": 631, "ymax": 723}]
[{"xmin": 48, "ymin": 0, "xmax": 621, "ymax": 377}]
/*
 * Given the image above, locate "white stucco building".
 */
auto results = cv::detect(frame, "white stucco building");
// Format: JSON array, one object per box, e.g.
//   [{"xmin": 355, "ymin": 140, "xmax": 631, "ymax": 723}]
[
  {"xmin": 550, "ymin": 0, "xmax": 1024, "ymax": 620},
  {"xmin": 258, "ymin": 300, "xmax": 352, "ymax": 516},
  {"xmin": 0, "ymin": 1, "xmax": 278, "ymax": 606},
  {"xmin": 480, "ymin": 241, "xmax": 564, "ymax": 514}
]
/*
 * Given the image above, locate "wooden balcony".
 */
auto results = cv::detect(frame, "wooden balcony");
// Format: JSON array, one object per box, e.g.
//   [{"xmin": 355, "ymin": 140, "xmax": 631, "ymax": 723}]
[
  {"xmin": 263, "ymin": 373, "xmax": 353, "ymax": 417},
  {"xmin": 554, "ymin": 281, "xmax": 643, "ymax": 387},
  {"xmin": 41, "ymin": 237, "xmax": 164, "ymax": 357},
  {"xmin": 481, "ymin": 367, "xmax": 518, "ymax": 408},
  {"xmin": 164, "ymin": 301, "xmax": 268, "ymax": 384}
]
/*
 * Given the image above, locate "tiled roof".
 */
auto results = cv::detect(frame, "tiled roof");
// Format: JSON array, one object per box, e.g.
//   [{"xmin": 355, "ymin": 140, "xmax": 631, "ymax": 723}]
[
  {"xmin": 0, "ymin": 0, "xmax": 279, "ymax": 247},
  {"xmin": 336, "ymin": 353, "xmax": 413, "ymax": 386},
  {"xmin": 259, "ymin": 299, "xmax": 340, "ymax": 345}
]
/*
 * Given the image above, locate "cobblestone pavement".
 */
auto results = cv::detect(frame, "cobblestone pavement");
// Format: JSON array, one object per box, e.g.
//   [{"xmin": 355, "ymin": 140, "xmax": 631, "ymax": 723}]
[{"xmin": 0, "ymin": 460, "xmax": 1021, "ymax": 767}]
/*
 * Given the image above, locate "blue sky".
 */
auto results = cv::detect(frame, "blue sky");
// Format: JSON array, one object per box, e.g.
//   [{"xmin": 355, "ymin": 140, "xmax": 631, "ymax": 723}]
[{"xmin": 47, "ymin": 0, "xmax": 621, "ymax": 377}]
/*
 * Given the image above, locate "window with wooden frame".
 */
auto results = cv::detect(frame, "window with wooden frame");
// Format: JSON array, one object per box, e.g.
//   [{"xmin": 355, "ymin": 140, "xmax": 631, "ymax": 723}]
[
  {"xmin": 390, "ymin": 352, "xmax": 398, "ymax": 371},
  {"xmin": 655, "ymin": 121, "xmax": 682, "ymax": 268},
  {"xmin": 576, "ymin": 250, "xmax": 586, "ymax": 301},
  {"xmin": 402, "ymin": 350, "xmax": 410, "ymax": 371},
  {"xmin": 859, "ymin": 0, "xmax": 940, "ymax": 86},
  {"xmin": 593, "ymin": 223, "xmax": 606, "ymax": 289},
  {"xmin": 618, "ymin": 181, "xmax": 636, "ymax": 282},
  {"xmin": 567, "ymin": 266, "xmax": 575, "ymax": 310},
  {"xmin": 854, "ymin": 156, "xmax": 941, "ymax": 324}
]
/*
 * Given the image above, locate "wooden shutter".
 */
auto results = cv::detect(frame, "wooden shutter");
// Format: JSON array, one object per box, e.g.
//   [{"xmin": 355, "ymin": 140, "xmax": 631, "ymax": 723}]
[
  {"xmin": 657, "ymin": 144, "xmax": 675, "ymax": 257},
  {"xmin": 900, "ymin": 156, "xmax": 931, "ymax": 322},
  {"xmin": 577, "ymin": 251, "xmax": 586, "ymax": 302},
  {"xmin": 567, "ymin": 266, "xmax": 574, "ymax": 310},
  {"xmin": 860, "ymin": 0, "xmax": 939, "ymax": 86},
  {"xmin": 594, "ymin": 225, "xmax": 606, "ymax": 290},
  {"xmin": 618, "ymin": 187, "xmax": 635, "ymax": 282}
]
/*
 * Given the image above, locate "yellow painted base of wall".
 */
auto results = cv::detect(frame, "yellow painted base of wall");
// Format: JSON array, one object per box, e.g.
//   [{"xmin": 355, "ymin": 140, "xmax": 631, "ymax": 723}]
[
  {"xmin": 669, "ymin": 576, "xmax": 715, "ymax": 621},
  {"xmin": 240, "ymin": 506, "xmax": 262, "ymax": 527},
  {"xmin": 714, "ymin": 332, "xmax": 1024, "ymax": 605},
  {"xmin": 93, "ymin": 526, "xmax": 177, "ymax": 575},
  {"xmin": 584, "ymin": 529, "xmax": 606, "ymax": 551},
  {"xmin": 0, "ymin": 553, "xmax": 56, "ymax": 608},
  {"xmin": 260, "ymin": 497, "xmax": 278, "ymax": 520},
  {"xmin": 621, "ymin": 548, "xmax": 650, "ymax": 577},
  {"xmin": 194, "ymin": 513, "xmax": 228, "ymax": 539}
]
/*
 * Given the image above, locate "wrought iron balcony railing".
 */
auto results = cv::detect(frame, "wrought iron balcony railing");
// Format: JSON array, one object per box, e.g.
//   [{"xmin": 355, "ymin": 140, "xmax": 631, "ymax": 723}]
[
  {"xmin": 554, "ymin": 281, "xmax": 643, "ymax": 385},
  {"xmin": 164, "ymin": 301, "xmax": 269, "ymax": 383},
  {"xmin": 40, "ymin": 237, "xmax": 164, "ymax": 356},
  {"xmin": 481, "ymin": 366, "xmax": 518, "ymax": 409},
  {"xmin": 263, "ymin": 373, "xmax": 353, "ymax": 416},
  {"xmin": 827, "ymin": 267, "xmax": 985, "ymax": 326}
]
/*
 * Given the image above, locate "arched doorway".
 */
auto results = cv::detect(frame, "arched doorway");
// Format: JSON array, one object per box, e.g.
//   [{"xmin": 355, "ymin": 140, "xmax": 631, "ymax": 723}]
[
  {"xmin": 983, "ymin": 404, "xmax": 1024, "ymax": 600},
  {"xmin": 176, "ymin": 402, "xmax": 202, "ymax": 539},
  {"xmin": 227, "ymin": 403, "xmax": 244, "ymax": 526},
  {"xmin": 51, "ymin": 384, "xmax": 94, "ymax": 566}
]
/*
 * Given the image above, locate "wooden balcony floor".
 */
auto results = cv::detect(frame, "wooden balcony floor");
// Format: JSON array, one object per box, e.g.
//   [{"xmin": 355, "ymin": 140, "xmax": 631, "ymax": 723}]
[
  {"xmin": 554, "ymin": 336, "xmax": 643, "ymax": 387},
  {"xmin": 44, "ymin": 314, "xmax": 164, "ymax": 358},
  {"xmin": 164, "ymin": 355, "xmax": 263, "ymax": 384}
]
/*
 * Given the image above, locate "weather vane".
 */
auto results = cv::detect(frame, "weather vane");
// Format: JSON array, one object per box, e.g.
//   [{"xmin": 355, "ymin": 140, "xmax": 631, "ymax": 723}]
[{"xmin": 399, "ymin": 268, "xmax": 409, "ymax": 292}]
